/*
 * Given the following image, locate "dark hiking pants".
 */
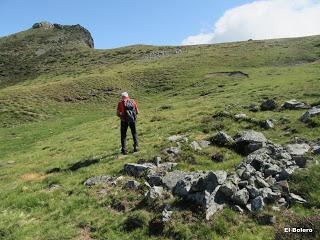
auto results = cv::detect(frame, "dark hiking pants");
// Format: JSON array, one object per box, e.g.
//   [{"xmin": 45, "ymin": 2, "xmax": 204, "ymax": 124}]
[{"xmin": 121, "ymin": 120, "xmax": 138, "ymax": 152}]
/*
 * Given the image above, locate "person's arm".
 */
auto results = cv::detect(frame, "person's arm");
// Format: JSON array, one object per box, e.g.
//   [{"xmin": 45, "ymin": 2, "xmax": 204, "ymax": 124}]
[
  {"xmin": 134, "ymin": 100, "xmax": 139, "ymax": 114},
  {"xmin": 117, "ymin": 102, "xmax": 122, "ymax": 117}
]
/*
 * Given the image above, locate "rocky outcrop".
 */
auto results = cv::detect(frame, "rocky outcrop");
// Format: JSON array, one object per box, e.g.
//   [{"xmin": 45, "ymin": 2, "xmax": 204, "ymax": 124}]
[{"xmin": 32, "ymin": 21, "xmax": 94, "ymax": 48}]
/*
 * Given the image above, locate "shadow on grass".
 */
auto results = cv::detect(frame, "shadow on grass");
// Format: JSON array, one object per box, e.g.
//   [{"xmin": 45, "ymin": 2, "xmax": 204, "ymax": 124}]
[{"xmin": 45, "ymin": 153, "xmax": 117, "ymax": 173}]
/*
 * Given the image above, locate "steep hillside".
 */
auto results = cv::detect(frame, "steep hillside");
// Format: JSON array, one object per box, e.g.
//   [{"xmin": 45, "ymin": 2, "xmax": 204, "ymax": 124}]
[{"xmin": 0, "ymin": 23, "xmax": 319, "ymax": 240}]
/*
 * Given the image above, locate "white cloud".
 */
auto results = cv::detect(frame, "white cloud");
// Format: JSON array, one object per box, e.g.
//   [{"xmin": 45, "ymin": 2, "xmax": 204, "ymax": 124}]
[{"xmin": 182, "ymin": 0, "xmax": 320, "ymax": 45}]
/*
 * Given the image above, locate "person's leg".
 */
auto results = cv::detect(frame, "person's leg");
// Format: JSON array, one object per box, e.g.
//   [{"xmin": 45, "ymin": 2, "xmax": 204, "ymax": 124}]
[
  {"xmin": 129, "ymin": 121, "xmax": 139, "ymax": 151},
  {"xmin": 120, "ymin": 121, "xmax": 128, "ymax": 154}
]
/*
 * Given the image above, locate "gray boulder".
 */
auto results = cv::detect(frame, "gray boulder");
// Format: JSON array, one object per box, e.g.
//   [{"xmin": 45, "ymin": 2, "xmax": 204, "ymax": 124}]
[
  {"xmin": 282, "ymin": 99, "xmax": 307, "ymax": 110},
  {"xmin": 204, "ymin": 187, "xmax": 225, "ymax": 220},
  {"xmin": 232, "ymin": 189, "xmax": 250, "ymax": 206},
  {"xmin": 191, "ymin": 141, "xmax": 202, "ymax": 151},
  {"xmin": 212, "ymin": 131, "xmax": 234, "ymax": 146},
  {"xmin": 161, "ymin": 171, "xmax": 187, "ymax": 190},
  {"xmin": 162, "ymin": 205, "xmax": 173, "ymax": 222},
  {"xmin": 234, "ymin": 130, "xmax": 268, "ymax": 154},
  {"xmin": 219, "ymin": 181, "xmax": 238, "ymax": 197},
  {"xmin": 300, "ymin": 107, "xmax": 320, "ymax": 122},
  {"xmin": 124, "ymin": 163, "xmax": 155, "ymax": 177},
  {"xmin": 285, "ymin": 143, "xmax": 310, "ymax": 156},
  {"xmin": 145, "ymin": 186, "xmax": 164, "ymax": 203},
  {"xmin": 260, "ymin": 99, "xmax": 277, "ymax": 111},
  {"xmin": 84, "ymin": 176, "xmax": 113, "ymax": 187}
]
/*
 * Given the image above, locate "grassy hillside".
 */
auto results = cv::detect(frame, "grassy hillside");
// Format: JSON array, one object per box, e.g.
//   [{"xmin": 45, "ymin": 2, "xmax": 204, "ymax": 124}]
[{"xmin": 0, "ymin": 23, "xmax": 319, "ymax": 239}]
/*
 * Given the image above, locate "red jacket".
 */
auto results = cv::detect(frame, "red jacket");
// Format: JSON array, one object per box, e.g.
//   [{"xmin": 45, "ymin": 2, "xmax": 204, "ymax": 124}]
[{"xmin": 117, "ymin": 98, "xmax": 139, "ymax": 121}]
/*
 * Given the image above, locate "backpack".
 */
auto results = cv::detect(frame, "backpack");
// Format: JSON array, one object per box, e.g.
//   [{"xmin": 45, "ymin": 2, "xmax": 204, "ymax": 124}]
[{"xmin": 124, "ymin": 99, "xmax": 137, "ymax": 122}]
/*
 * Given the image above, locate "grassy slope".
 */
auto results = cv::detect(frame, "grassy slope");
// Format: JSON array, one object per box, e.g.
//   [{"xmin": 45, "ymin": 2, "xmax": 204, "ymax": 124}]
[{"xmin": 0, "ymin": 27, "xmax": 320, "ymax": 239}]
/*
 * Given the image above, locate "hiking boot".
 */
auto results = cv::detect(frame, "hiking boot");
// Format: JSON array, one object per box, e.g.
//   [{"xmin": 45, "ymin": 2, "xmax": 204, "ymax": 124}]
[
  {"xmin": 121, "ymin": 149, "xmax": 127, "ymax": 155},
  {"xmin": 133, "ymin": 146, "xmax": 139, "ymax": 152}
]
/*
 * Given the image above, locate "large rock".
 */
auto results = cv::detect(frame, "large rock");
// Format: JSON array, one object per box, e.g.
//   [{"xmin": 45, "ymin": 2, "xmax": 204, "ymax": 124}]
[
  {"xmin": 232, "ymin": 189, "xmax": 250, "ymax": 206},
  {"xmin": 212, "ymin": 131, "xmax": 234, "ymax": 147},
  {"xmin": 124, "ymin": 163, "xmax": 155, "ymax": 177},
  {"xmin": 300, "ymin": 107, "xmax": 320, "ymax": 123},
  {"xmin": 84, "ymin": 176, "xmax": 113, "ymax": 187},
  {"xmin": 312, "ymin": 145, "xmax": 320, "ymax": 154},
  {"xmin": 173, "ymin": 170, "xmax": 227, "ymax": 197},
  {"xmin": 161, "ymin": 171, "xmax": 186, "ymax": 190},
  {"xmin": 260, "ymin": 99, "xmax": 277, "ymax": 111},
  {"xmin": 234, "ymin": 130, "xmax": 268, "ymax": 154},
  {"xmin": 282, "ymin": 99, "xmax": 307, "ymax": 110},
  {"xmin": 219, "ymin": 181, "xmax": 238, "ymax": 197},
  {"xmin": 289, "ymin": 193, "xmax": 307, "ymax": 203},
  {"xmin": 285, "ymin": 143, "xmax": 310, "ymax": 156},
  {"xmin": 204, "ymin": 187, "xmax": 225, "ymax": 220}
]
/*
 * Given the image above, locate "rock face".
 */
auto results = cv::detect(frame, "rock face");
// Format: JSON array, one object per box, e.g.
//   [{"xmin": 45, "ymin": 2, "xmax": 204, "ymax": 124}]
[
  {"xmin": 260, "ymin": 99, "xmax": 277, "ymax": 111},
  {"xmin": 300, "ymin": 107, "xmax": 320, "ymax": 122},
  {"xmin": 282, "ymin": 99, "xmax": 307, "ymax": 110},
  {"xmin": 32, "ymin": 21, "xmax": 94, "ymax": 48},
  {"xmin": 234, "ymin": 130, "xmax": 267, "ymax": 154}
]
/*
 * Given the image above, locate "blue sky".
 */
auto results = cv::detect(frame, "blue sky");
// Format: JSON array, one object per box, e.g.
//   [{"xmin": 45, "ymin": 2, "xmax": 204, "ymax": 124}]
[{"xmin": 0, "ymin": 0, "xmax": 250, "ymax": 49}]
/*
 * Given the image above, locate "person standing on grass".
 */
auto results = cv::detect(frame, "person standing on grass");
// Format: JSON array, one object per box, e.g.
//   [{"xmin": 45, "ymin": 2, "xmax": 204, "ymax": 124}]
[{"xmin": 117, "ymin": 92, "xmax": 139, "ymax": 155}]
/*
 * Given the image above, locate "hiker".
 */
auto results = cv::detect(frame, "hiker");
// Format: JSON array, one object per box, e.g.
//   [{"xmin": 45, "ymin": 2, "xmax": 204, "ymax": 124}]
[{"xmin": 117, "ymin": 92, "xmax": 139, "ymax": 155}]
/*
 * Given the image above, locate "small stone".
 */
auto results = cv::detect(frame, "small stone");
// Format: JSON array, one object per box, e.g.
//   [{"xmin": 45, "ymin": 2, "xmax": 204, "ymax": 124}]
[
  {"xmin": 312, "ymin": 145, "xmax": 320, "ymax": 154},
  {"xmin": 300, "ymin": 107, "xmax": 320, "ymax": 123},
  {"xmin": 190, "ymin": 141, "xmax": 202, "ymax": 151},
  {"xmin": 84, "ymin": 176, "xmax": 113, "ymax": 187},
  {"xmin": 198, "ymin": 140, "xmax": 211, "ymax": 148},
  {"xmin": 7, "ymin": 160, "xmax": 16, "ymax": 164},
  {"xmin": 285, "ymin": 143, "xmax": 310, "ymax": 156},
  {"xmin": 234, "ymin": 113, "xmax": 248, "ymax": 120},
  {"xmin": 289, "ymin": 193, "xmax": 307, "ymax": 203}
]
